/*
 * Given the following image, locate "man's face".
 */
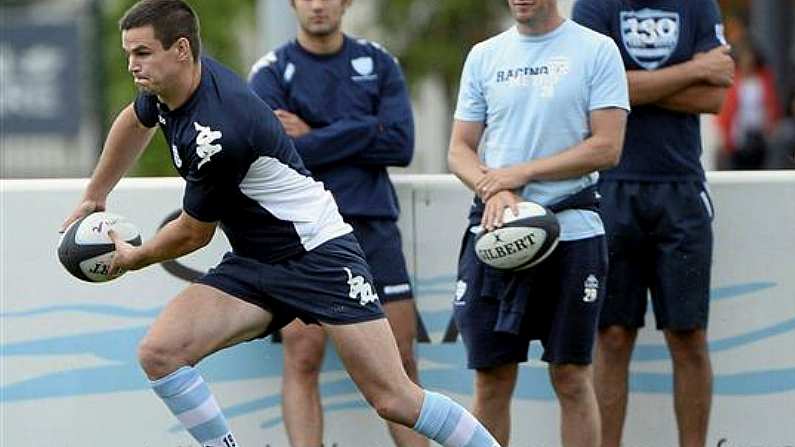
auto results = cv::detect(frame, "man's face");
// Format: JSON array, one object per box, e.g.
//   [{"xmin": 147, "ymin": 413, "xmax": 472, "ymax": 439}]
[
  {"xmin": 506, "ymin": 0, "xmax": 555, "ymax": 25},
  {"xmin": 122, "ymin": 25, "xmax": 182, "ymax": 95},
  {"xmin": 292, "ymin": 0, "xmax": 349, "ymax": 37}
]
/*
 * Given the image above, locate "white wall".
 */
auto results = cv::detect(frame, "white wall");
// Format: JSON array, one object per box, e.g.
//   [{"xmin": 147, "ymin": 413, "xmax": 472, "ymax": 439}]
[{"xmin": 1, "ymin": 172, "xmax": 794, "ymax": 446}]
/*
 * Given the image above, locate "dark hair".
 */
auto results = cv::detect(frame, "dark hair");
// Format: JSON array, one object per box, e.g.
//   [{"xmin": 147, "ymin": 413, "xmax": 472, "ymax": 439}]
[{"xmin": 119, "ymin": 0, "xmax": 201, "ymax": 61}]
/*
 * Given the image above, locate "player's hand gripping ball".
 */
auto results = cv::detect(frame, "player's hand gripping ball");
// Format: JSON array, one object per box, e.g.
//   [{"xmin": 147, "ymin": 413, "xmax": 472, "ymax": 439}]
[
  {"xmin": 58, "ymin": 212, "xmax": 142, "ymax": 282},
  {"xmin": 475, "ymin": 202, "xmax": 560, "ymax": 270}
]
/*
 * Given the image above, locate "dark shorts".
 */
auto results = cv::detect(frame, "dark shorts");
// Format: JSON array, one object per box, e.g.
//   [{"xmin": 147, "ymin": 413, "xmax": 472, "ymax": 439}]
[
  {"xmin": 196, "ymin": 233, "xmax": 384, "ymax": 338},
  {"xmin": 598, "ymin": 181, "xmax": 714, "ymax": 330},
  {"xmin": 454, "ymin": 227, "xmax": 608, "ymax": 369},
  {"xmin": 348, "ymin": 217, "xmax": 413, "ymax": 303}
]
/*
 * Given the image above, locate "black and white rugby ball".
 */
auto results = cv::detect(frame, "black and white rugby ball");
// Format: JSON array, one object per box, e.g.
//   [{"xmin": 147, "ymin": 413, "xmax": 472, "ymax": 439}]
[
  {"xmin": 58, "ymin": 212, "xmax": 142, "ymax": 282},
  {"xmin": 474, "ymin": 202, "xmax": 560, "ymax": 270}
]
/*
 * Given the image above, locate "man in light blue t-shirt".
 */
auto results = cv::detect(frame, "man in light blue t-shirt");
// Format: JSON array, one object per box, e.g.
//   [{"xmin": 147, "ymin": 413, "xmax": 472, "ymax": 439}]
[{"xmin": 447, "ymin": 0, "xmax": 629, "ymax": 445}]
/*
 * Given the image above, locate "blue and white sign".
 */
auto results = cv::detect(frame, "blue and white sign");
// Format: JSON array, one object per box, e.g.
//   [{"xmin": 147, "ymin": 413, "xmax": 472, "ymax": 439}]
[
  {"xmin": 1, "ymin": 174, "xmax": 794, "ymax": 446},
  {"xmin": 0, "ymin": 22, "xmax": 82, "ymax": 135}
]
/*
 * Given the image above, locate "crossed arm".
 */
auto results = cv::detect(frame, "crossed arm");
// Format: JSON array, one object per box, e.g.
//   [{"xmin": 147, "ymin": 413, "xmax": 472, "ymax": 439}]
[{"xmin": 630, "ymin": 45, "xmax": 734, "ymax": 114}]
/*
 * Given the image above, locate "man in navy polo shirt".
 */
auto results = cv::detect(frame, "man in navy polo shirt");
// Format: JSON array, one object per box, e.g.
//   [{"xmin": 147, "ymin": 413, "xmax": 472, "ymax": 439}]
[
  {"xmin": 60, "ymin": 1, "xmax": 501, "ymax": 446},
  {"xmin": 573, "ymin": 1, "xmax": 733, "ymax": 446},
  {"xmin": 248, "ymin": 1, "xmax": 424, "ymax": 446}
]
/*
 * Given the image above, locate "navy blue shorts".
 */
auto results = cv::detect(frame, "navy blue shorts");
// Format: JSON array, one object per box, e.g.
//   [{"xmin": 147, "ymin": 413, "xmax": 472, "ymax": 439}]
[
  {"xmin": 348, "ymin": 217, "xmax": 413, "ymax": 303},
  {"xmin": 598, "ymin": 181, "xmax": 713, "ymax": 330},
  {"xmin": 454, "ymin": 227, "xmax": 608, "ymax": 368},
  {"xmin": 196, "ymin": 233, "xmax": 384, "ymax": 338}
]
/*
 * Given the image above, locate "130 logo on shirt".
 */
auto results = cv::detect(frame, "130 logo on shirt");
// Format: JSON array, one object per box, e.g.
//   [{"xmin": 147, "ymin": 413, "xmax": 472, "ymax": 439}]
[{"xmin": 620, "ymin": 10, "xmax": 680, "ymax": 70}]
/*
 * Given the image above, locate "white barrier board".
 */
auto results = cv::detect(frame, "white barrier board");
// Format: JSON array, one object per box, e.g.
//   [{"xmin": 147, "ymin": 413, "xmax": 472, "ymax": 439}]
[{"xmin": 1, "ymin": 173, "xmax": 793, "ymax": 446}]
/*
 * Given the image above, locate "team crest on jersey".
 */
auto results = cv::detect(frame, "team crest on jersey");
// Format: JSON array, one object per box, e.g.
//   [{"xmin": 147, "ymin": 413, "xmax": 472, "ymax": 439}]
[
  {"xmin": 193, "ymin": 122, "xmax": 223, "ymax": 169},
  {"xmin": 351, "ymin": 57, "xmax": 377, "ymax": 81},
  {"xmin": 454, "ymin": 280, "xmax": 467, "ymax": 306},
  {"xmin": 620, "ymin": 9, "xmax": 680, "ymax": 70}
]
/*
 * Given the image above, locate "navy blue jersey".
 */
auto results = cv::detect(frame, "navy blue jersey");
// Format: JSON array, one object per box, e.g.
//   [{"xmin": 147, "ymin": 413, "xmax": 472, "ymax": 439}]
[
  {"xmin": 134, "ymin": 57, "xmax": 352, "ymax": 263},
  {"xmin": 247, "ymin": 35, "xmax": 414, "ymax": 219},
  {"xmin": 572, "ymin": 0, "xmax": 726, "ymax": 181}
]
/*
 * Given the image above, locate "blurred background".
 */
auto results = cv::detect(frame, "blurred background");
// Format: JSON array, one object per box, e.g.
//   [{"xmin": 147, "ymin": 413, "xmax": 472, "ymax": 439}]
[{"xmin": 1, "ymin": 0, "xmax": 793, "ymax": 179}]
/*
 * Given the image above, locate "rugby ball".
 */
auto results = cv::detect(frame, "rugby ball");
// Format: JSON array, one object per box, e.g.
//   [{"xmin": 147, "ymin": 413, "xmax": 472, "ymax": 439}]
[
  {"xmin": 58, "ymin": 212, "xmax": 142, "ymax": 282},
  {"xmin": 474, "ymin": 202, "xmax": 560, "ymax": 270}
]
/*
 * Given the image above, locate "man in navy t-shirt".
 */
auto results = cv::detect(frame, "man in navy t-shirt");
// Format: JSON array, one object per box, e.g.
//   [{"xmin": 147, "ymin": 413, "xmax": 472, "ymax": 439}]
[
  {"xmin": 248, "ymin": 1, "xmax": 425, "ymax": 446},
  {"xmin": 60, "ymin": 2, "xmax": 502, "ymax": 447},
  {"xmin": 572, "ymin": 1, "xmax": 733, "ymax": 445}
]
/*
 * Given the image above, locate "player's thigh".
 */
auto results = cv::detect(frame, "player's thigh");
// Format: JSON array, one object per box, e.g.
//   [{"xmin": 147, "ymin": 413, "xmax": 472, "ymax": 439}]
[
  {"xmin": 323, "ymin": 318, "xmax": 415, "ymax": 400},
  {"xmin": 650, "ymin": 182, "xmax": 713, "ymax": 330},
  {"xmin": 382, "ymin": 299, "xmax": 418, "ymax": 349},
  {"xmin": 144, "ymin": 283, "xmax": 273, "ymax": 364},
  {"xmin": 280, "ymin": 320, "xmax": 326, "ymax": 369},
  {"xmin": 542, "ymin": 236, "xmax": 607, "ymax": 365},
  {"xmin": 598, "ymin": 181, "xmax": 652, "ymax": 329}
]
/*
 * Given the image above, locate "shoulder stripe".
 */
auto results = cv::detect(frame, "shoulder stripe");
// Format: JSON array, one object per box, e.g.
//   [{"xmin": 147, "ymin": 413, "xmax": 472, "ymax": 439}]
[{"xmin": 248, "ymin": 51, "xmax": 278, "ymax": 81}]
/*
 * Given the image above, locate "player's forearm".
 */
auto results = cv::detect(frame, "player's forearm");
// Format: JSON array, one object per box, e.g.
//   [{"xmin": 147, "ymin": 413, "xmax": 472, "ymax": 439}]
[
  {"xmin": 357, "ymin": 121, "xmax": 414, "ymax": 167},
  {"xmin": 127, "ymin": 216, "xmax": 214, "ymax": 270},
  {"xmin": 518, "ymin": 143, "xmax": 614, "ymax": 182},
  {"xmin": 448, "ymin": 142, "xmax": 485, "ymax": 192},
  {"xmin": 294, "ymin": 117, "xmax": 379, "ymax": 168},
  {"xmin": 656, "ymin": 84, "xmax": 728, "ymax": 114},
  {"xmin": 627, "ymin": 63, "xmax": 702, "ymax": 106},
  {"xmin": 521, "ymin": 131, "xmax": 624, "ymax": 182},
  {"xmin": 85, "ymin": 104, "xmax": 155, "ymax": 201}
]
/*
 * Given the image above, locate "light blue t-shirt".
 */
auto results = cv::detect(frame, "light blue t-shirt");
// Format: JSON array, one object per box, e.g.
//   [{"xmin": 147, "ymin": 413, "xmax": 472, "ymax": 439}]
[{"xmin": 454, "ymin": 19, "xmax": 629, "ymax": 241}]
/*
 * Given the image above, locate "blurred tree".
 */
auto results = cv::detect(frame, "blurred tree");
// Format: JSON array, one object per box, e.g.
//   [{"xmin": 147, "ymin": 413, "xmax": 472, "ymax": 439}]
[
  {"xmin": 101, "ymin": 0, "xmax": 256, "ymax": 176},
  {"xmin": 375, "ymin": 0, "xmax": 507, "ymax": 107}
]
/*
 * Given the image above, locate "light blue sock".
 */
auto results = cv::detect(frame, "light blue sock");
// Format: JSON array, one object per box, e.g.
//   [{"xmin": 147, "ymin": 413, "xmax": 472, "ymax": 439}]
[
  {"xmin": 151, "ymin": 366, "xmax": 238, "ymax": 447},
  {"xmin": 413, "ymin": 390, "xmax": 501, "ymax": 447}
]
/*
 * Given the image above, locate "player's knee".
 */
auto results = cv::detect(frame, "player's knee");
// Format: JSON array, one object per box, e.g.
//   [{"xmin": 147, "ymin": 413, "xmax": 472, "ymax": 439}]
[
  {"xmin": 369, "ymin": 392, "xmax": 405, "ymax": 423},
  {"xmin": 474, "ymin": 367, "xmax": 516, "ymax": 402},
  {"xmin": 665, "ymin": 330, "xmax": 710, "ymax": 364},
  {"xmin": 137, "ymin": 337, "xmax": 184, "ymax": 379},
  {"xmin": 598, "ymin": 326, "xmax": 636, "ymax": 354},
  {"xmin": 549, "ymin": 365, "xmax": 592, "ymax": 402},
  {"xmin": 283, "ymin": 350, "xmax": 324, "ymax": 377}
]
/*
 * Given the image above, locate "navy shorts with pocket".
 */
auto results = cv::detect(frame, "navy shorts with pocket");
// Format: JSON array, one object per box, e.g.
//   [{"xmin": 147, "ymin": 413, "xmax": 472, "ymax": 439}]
[
  {"xmin": 196, "ymin": 233, "xmax": 384, "ymax": 338},
  {"xmin": 598, "ymin": 181, "xmax": 713, "ymax": 330},
  {"xmin": 454, "ymin": 226, "xmax": 608, "ymax": 369}
]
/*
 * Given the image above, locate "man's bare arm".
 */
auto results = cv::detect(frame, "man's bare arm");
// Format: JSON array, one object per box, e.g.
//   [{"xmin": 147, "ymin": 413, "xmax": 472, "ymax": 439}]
[
  {"xmin": 656, "ymin": 83, "xmax": 728, "ymax": 114},
  {"xmin": 628, "ymin": 45, "xmax": 733, "ymax": 106},
  {"xmin": 447, "ymin": 120, "xmax": 487, "ymax": 192},
  {"xmin": 61, "ymin": 104, "xmax": 156, "ymax": 231}
]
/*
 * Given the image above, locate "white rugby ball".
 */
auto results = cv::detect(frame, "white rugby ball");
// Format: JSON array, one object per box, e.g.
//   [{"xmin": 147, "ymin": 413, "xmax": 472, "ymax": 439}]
[
  {"xmin": 57, "ymin": 212, "xmax": 142, "ymax": 282},
  {"xmin": 474, "ymin": 202, "xmax": 560, "ymax": 270}
]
